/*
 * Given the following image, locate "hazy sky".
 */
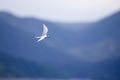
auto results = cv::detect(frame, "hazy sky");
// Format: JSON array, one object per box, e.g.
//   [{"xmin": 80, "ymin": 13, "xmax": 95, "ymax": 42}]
[{"xmin": 0, "ymin": 0, "xmax": 120, "ymax": 22}]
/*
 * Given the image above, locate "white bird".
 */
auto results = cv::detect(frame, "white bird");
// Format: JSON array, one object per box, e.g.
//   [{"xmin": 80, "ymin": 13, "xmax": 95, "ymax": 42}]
[{"xmin": 36, "ymin": 24, "xmax": 49, "ymax": 42}]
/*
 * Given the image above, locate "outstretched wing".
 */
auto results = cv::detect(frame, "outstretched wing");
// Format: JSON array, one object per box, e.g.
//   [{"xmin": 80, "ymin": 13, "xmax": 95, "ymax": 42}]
[
  {"xmin": 37, "ymin": 36, "xmax": 45, "ymax": 42},
  {"xmin": 35, "ymin": 24, "xmax": 48, "ymax": 42},
  {"xmin": 42, "ymin": 24, "xmax": 48, "ymax": 36}
]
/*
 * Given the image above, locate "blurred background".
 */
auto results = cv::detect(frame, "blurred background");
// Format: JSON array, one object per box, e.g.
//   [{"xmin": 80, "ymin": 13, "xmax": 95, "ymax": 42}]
[{"xmin": 0, "ymin": 0, "xmax": 120, "ymax": 80}]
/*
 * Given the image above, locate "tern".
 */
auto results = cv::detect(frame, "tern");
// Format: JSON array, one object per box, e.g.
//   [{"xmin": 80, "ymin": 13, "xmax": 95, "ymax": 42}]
[{"xmin": 36, "ymin": 24, "xmax": 49, "ymax": 42}]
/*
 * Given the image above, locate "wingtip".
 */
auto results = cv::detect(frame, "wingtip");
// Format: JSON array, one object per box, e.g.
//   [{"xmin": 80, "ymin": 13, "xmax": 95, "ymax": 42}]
[
  {"xmin": 43, "ymin": 24, "xmax": 46, "ymax": 26},
  {"xmin": 37, "ymin": 40, "xmax": 40, "ymax": 42},
  {"xmin": 35, "ymin": 36, "xmax": 40, "ymax": 38},
  {"xmin": 37, "ymin": 39, "xmax": 42, "ymax": 42}
]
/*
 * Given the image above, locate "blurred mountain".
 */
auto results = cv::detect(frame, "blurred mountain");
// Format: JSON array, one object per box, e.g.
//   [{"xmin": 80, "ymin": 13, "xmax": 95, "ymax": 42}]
[
  {"xmin": 0, "ymin": 11, "xmax": 120, "ymax": 79},
  {"xmin": 0, "ymin": 11, "xmax": 120, "ymax": 62},
  {"xmin": 0, "ymin": 51, "xmax": 60, "ymax": 77},
  {"xmin": 0, "ymin": 50, "xmax": 120, "ymax": 80}
]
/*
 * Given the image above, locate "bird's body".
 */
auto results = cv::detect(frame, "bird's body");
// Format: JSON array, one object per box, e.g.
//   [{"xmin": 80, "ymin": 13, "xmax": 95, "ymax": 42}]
[{"xmin": 36, "ymin": 24, "xmax": 48, "ymax": 42}]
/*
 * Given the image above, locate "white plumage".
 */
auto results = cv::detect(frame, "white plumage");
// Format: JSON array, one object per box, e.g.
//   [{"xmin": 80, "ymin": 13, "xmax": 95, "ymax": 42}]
[{"xmin": 36, "ymin": 24, "xmax": 48, "ymax": 42}]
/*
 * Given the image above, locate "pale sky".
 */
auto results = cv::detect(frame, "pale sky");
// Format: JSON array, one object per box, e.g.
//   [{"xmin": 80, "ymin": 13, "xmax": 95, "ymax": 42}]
[{"xmin": 0, "ymin": 0, "xmax": 120, "ymax": 22}]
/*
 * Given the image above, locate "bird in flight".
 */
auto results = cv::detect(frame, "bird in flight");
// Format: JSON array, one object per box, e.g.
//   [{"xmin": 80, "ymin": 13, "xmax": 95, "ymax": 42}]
[{"xmin": 36, "ymin": 24, "xmax": 49, "ymax": 42}]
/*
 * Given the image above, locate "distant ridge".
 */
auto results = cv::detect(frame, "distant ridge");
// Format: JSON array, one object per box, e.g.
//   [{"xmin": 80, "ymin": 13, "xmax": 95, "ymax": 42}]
[{"xmin": 0, "ymin": 11, "xmax": 120, "ymax": 79}]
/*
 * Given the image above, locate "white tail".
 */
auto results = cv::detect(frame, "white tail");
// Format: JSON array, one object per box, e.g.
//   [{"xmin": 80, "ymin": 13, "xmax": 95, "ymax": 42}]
[{"xmin": 35, "ymin": 36, "xmax": 41, "ymax": 38}]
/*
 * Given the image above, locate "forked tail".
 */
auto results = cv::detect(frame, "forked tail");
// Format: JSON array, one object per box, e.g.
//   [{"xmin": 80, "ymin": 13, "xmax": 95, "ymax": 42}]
[{"xmin": 35, "ymin": 36, "xmax": 41, "ymax": 39}]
